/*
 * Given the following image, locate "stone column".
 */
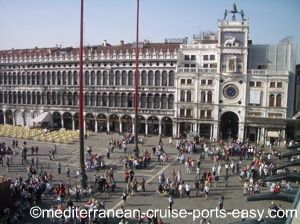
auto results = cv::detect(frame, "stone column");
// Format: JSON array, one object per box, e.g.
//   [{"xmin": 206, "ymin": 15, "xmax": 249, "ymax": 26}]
[
  {"xmin": 132, "ymin": 120, "xmax": 135, "ymax": 135},
  {"xmin": 210, "ymin": 124, "xmax": 213, "ymax": 140},
  {"xmin": 12, "ymin": 112, "xmax": 16, "ymax": 126},
  {"xmin": 159, "ymin": 120, "xmax": 162, "ymax": 135},
  {"xmin": 256, "ymin": 128, "xmax": 260, "ymax": 145},
  {"xmin": 145, "ymin": 121, "xmax": 148, "ymax": 136},
  {"xmin": 95, "ymin": 120, "xmax": 98, "ymax": 133},
  {"xmin": 72, "ymin": 118, "xmax": 75, "ymax": 130},
  {"xmin": 280, "ymin": 129, "xmax": 286, "ymax": 146},
  {"xmin": 3, "ymin": 113, "xmax": 6, "ymax": 125},
  {"xmin": 213, "ymin": 123, "xmax": 218, "ymax": 140},
  {"xmin": 107, "ymin": 120, "xmax": 110, "ymax": 133},
  {"xmin": 260, "ymin": 128, "xmax": 265, "ymax": 144},
  {"xmin": 119, "ymin": 118, "xmax": 122, "ymax": 133},
  {"xmin": 238, "ymin": 122, "xmax": 245, "ymax": 141},
  {"xmin": 193, "ymin": 123, "xmax": 197, "ymax": 133},
  {"xmin": 61, "ymin": 118, "xmax": 64, "ymax": 129},
  {"xmin": 172, "ymin": 122, "xmax": 177, "ymax": 137}
]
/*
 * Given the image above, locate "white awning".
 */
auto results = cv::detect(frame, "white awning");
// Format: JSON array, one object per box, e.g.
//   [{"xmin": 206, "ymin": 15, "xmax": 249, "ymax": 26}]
[
  {"xmin": 32, "ymin": 112, "xmax": 52, "ymax": 124},
  {"xmin": 268, "ymin": 131, "xmax": 279, "ymax": 138}
]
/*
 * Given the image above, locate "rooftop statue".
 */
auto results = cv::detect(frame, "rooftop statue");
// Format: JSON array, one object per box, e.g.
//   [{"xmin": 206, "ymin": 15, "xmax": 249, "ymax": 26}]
[
  {"xmin": 223, "ymin": 10, "xmax": 227, "ymax": 21},
  {"xmin": 223, "ymin": 3, "xmax": 246, "ymax": 21}
]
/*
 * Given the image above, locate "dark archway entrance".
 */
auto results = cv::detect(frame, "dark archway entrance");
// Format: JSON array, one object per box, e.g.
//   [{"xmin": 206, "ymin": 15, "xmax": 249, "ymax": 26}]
[
  {"xmin": 138, "ymin": 116, "xmax": 145, "ymax": 134},
  {"xmin": 109, "ymin": 114, "xmax": 119, "ymax": 132},
  {"xmin": 52, "ymin": 112, "xmax": 62, "ymax": 130},
  {"xmin": 121, "ymin": 115, "xmax": 132, "ymax": 133},
  {"xmin": 147, "ymin": 116, "xmax": 159, "ymax": 135},
  {"xmin": 74, "ymin": 113, "xmax": 79, "ymax": 130},
  {"xmin": 85, "ymin": 114, "xmax": 95, "ymax": 132},
  {"xmin": 219, "ymin": 112, "xmax": 239, "ymax": 140},
  {"xmin": 161, "ymin": 117, "xmax": 173, "ymax": 136},
  {"xmin": 62, "ymin": 112, "xmax": 73, "ymax": 130},
  {"xmin": 179, "ymin": 122, "xmax": 191, "ymax": 138},
  {"xmin": 5, "ymin": 110, "xmax": 13, "ymax": 125},
  {"xmin": 0, "ymin": 111, "xmax": 4, "ymax": 124},
  {"xmin": 96, "ymin": 114, "xmax": 107, "ymax": 132}
]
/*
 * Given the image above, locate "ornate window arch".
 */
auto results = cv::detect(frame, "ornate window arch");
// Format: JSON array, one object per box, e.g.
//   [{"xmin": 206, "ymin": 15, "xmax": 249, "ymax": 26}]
[
  {"xmin": 187, "ymin": 90, "xmax": 192, "ymax": 102},
  {"xmin": 276, "ymin": 94, "xmax": 281, "ymax": 107},
  {"xmin": 207, "ymin": 91, "xmax": 212, "ymax": 103},
  {"xmin": 201, "ymin": 91, "xmax": 206, "ymax": 103},
  {"xmin": 269, "ymin": 94, "xmax": 275, "ymax": 107},
  {"xmin": 180, "ymin": 90, "xmax": 185, "ymax": 102}
]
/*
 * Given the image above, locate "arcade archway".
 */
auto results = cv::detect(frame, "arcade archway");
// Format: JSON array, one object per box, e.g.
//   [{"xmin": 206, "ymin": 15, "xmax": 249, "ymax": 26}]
[
  {"xmin": 85, "ymin": 113, "xmax": 95, "ymax": 132},
  {"xmin": 52, "ymin": 112, "xmax": 62, "ymax": 129},
  {"xmin": 161, "ymin": 117, "xmax": 173, "ymax": 136},
  {"xmin": 121, "ymin": 115, "xmax": 132, "ymax": 133},
  {"xmin": 138, "ymin": 116, "xmax": 146, "ymax": 134},
  {"xmin": 74, "ymin": 113, "xmax": 79, "ymax": 130},
  {"xmin": 0, "ymin": 111, "xmax": 4, "ymax": 124},
  {"xmin": 96, "ymin": 114, "xmax": 107, "ymax": 132},
  {"xmin": 109, "ymin": 114, "xmax": 119, "ymax": 132},
  {"xmin": 147, "ymin": 116, "xmax": 159, "ymax": 135},
  {"xmin": 62, "ymin": 112, "xmax": 73, "ymax": 130},
  {"xmin": 219, "ymin": 112, "xmax": 239, "ymax": 140}
]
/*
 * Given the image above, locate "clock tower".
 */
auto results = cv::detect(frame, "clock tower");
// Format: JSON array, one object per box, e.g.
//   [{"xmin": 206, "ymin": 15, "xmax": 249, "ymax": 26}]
[{"xmin": 217, "ymin": 3, "xmax": 249, "ymax": 140}]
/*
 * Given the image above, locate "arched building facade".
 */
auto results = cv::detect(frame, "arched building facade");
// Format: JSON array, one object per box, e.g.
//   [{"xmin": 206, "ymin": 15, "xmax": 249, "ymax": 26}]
[{"xmin": 0, "ymin": 43, "xmax": 179, "ymax": 136}]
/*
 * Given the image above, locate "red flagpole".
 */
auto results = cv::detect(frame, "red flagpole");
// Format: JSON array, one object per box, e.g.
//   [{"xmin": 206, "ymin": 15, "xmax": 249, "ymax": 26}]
[
  {"xmin": 79, "ymin": 0, "xmax": 87, "ymax": 188},
  {"xmin": 134, "ymin": 0, "xmax": 140, "ymax": 156}
]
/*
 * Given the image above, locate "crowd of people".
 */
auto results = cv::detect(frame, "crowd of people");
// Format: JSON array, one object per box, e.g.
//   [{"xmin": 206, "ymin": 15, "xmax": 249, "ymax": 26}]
[{"xmin": 0, "ymin": 133, "xmax": 297, "ymax": 224}]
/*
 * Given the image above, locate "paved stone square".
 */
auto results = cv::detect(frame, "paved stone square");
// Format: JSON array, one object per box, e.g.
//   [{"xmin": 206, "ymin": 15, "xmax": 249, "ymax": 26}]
[{"xmin": 0, "ymin": 133, "xmax": 295, "ymax": 224}]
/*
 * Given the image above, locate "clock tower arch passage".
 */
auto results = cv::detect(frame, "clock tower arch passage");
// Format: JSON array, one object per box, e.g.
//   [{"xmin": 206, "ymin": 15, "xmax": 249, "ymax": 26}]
[{"xmin": 219, "ymin": 112, "xmax": 239, "ymax": 140}]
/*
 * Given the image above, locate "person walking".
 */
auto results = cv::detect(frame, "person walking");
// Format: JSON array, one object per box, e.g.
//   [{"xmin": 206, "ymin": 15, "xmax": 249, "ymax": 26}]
[
  {"xmin": 54, "ymin": 144, "xmax": 57, "ymax": 154},
  {"xmin": 195, "ymin": 179, "xmax": 200, "ymax": 196},
  {"xmin": 168, "ymin": 195, "xmax": 174, "ymax": 211},
  {"xmin": 140, "ymin": 177, "xmax": 146, "ymax": 192},
  {"xmin": 185, "ymin": 182, "xmax": 191, "ymax": 199},
  {"xmin": 204, "ymin": 185, "xmax": 209, "ymax": 200},
  {"xmin": 108, "ymin": 168, "xmax": 114, "ymax": 182},
  {"xmin": 66, "ymin": 165, "xmax": 70, "ymax": 178},
  {"xmin": 122, "ymin": 191, "xmax": 128, "ymax": 206},
  {"xmin": 224, "ymin": 174, "xmax": 229, "ymax": 187},
  {"xmin": 57, "ymin": 162, "xmax": 61, "ymax": 174},
  {"xmin": 5, "ymin": 155, "xmax": 10, "ymax": 172},
  {"xmin": 225, "ymin": 163, "xmax": 229, "ymax": 176},
  {"xmin": 178, "ymin": 183, "xmax": 184, "ymax": 198},
  {"xmin": 106, "ymin": 147, "xmax": 111, "ymax": 159},
  {"xmin": 75, "ymin": 187, "xmax": 81, "ymax": 202},
  {"xmin": 218, "ymin": 195, "xmax": 224, "ymax": 210},
  {"xmin": 34, "ymin": 157, "xmax": 39, "ymax": 170}
]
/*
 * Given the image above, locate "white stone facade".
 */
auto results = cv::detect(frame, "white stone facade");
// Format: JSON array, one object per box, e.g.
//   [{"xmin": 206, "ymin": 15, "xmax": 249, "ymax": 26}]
[{"xmin": 0, "ymin": 42, "xmax": 178, "ymax": 136}]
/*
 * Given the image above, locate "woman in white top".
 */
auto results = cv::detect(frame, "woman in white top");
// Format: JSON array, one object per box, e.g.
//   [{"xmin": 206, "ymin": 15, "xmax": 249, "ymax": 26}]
[
  {"xmin": 178, "ymin": 183, "xmax": 183, "ymax": 198},
  {"xmin": 185, "ymin": 183, "xmax": 191, "ymax": 198},
  {"xmin": 204, "ymin": 185, "xmax": 209, "ymax": 199}
]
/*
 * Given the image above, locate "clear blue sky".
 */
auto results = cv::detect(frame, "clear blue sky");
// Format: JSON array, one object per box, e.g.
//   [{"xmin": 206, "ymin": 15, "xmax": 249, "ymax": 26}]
[{"xmin": 0, "ymin": 0, "xmax": 299, "ymax": 63}]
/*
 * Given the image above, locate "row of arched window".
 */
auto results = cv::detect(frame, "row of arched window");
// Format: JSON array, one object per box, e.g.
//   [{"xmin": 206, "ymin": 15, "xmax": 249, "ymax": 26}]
[
  {"xmin": 0, "ymin": 70, "xmax": 175, "ymax": 87},
  {"xmin": 0, "ymin": 91, "xmax": 174, "ymax": 110},
  {"xmin": 269, "ymin": 94, "xmax": 282, "ymax": 107}
]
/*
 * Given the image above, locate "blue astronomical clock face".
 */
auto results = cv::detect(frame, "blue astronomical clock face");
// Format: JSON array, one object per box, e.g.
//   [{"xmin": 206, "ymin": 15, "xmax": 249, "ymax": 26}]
[{"xmin": 223, "ymin": 84, "xmax": 239, "ymax": 99}]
